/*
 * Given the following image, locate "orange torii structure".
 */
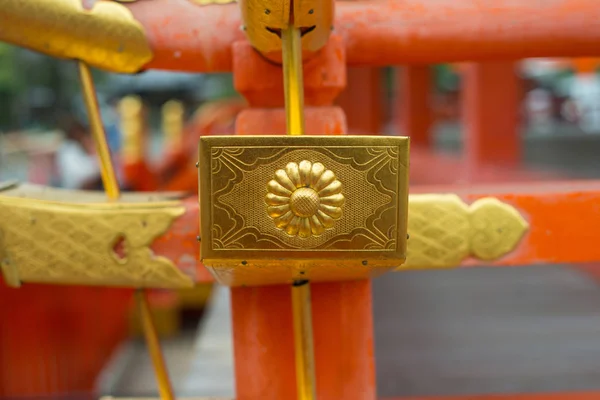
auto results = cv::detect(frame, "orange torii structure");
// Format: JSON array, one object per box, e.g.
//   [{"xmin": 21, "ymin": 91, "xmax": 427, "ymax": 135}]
[{"xmin": 2, "ymin": 1, "xmax": 600, "ymax": 399}]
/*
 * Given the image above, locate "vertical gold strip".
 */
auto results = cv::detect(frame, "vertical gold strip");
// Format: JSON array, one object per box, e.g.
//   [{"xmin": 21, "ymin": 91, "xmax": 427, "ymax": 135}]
[
  {"xmin": 291, "ymin": 281, "xmax": 317, "ymax": 400},
  {"xmin": 282, "ymin": 26, "xmax": 317, "ymax": 400},
  {"xmin": 79, "ymin": 62, "xmax": 175, "ymax": 400},
  {"xmin": 135, "ymin": 290, "xmax": 176, "ymax": 400},
  {"xmin": 78, "ymin": 62, "xmax": 120, "ymax": 200},
  {"xmin": 282, "ymin": 27, "xmax": 305, "ymax": 136}
]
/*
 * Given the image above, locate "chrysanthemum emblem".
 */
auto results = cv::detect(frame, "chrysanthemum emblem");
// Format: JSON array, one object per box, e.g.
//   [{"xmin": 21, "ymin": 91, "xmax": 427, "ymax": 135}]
[{"xmin": 265, "ymin": 161, "xmax": 345, "ymax": 238}]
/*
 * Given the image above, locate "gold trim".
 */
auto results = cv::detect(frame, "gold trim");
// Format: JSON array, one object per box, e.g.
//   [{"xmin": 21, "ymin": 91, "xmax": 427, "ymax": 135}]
[
  {"xmin": 0, "ymin": 0, "xmax": 153, "ymax": 73},
  {"xmin": 399, "ymin": 194, "xmax": 529, "ymax": 270},
  {"xmin": 0, "ymin": 185, "xmax": 192, "ymax": 288}
]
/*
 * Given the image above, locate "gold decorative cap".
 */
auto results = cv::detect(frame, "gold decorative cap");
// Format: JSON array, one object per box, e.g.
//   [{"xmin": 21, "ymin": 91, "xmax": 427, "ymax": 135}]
[{"xmin": 266, "ymin": 161, "xmax": 345, "ymax": 238}]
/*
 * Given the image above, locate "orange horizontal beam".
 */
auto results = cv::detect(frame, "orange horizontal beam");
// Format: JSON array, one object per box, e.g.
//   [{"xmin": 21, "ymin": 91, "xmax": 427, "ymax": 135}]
[
  {"xmin": 128, "ymin": 0, "xmax": 600, "ymax": 72},
  {"xmin": 150, "ymin": 197, "xmax": 213, "ymax": 283},
  {"xmin": 162, "ymin": 180, "xmax": 600, "ymax": 283}
]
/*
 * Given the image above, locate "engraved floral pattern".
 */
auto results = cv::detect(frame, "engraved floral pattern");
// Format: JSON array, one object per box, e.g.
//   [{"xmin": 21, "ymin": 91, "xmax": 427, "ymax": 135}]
[{"xmin": 265, "ymin": 161, "xmax": 345, "ymax": 238}]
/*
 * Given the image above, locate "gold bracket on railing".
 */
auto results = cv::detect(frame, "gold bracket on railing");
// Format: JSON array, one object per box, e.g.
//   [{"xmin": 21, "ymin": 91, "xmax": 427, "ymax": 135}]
[
  {"xmin": 198, "ymin": 135, "xmax": 410, "ymax": 287},
  {"xmin": 0, "ymin": 183, "xmax": 193, "ymax": 289},
  {"xmin": 400, "ymin": 194, "xmax": 529, "ymax": 270}
]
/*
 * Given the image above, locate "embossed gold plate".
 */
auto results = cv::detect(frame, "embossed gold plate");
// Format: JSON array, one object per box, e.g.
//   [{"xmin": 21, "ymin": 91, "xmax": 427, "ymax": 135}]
[
  {"xmin": 0, "ymin": 183, "xmax": 193, "ymax": 289},
  {"xmin": 198, "ymin": 135, "xmax": 409, "ymax": 286}
]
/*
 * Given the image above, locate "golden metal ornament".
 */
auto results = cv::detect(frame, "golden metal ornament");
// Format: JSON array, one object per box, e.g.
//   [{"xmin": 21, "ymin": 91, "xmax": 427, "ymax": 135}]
[
  {"xmin": 198, "ymin": 135, "xmax": 410, "ymax": 287},
  {"xmin": 79, "ymin": 63, "xmax": 121, "ymax": 200},
  {"xmin": 239, "ymin": 0, "xmax": 333, "ymax": 56},
  {"xmin": 0, "ymin": 0, "xmax": 153, "ymax": 74},
  {"xmin": 280, "ymin": 24, "xmax": 317, "ymax": 400},
  {"xmin": 162, "ymin": 100, "xmax": 185, "ymax": 150},
  {"xmin": 399, "ymin": 194, "xmax": 529, "ymax": 270},
  {"xmin": 119, "ymin": 95, "xmax": 146, "ymax": 164},
  {"xmin": 265, "ymin": 161, "xmax": 345, "ymax": 238},
  {"xmin": 0, "ymin": 183, "xmax": 193, "ymax": 289},
  {"xmin": 135, "ymin": 290, "xmax": 176, "ymax": 400}
]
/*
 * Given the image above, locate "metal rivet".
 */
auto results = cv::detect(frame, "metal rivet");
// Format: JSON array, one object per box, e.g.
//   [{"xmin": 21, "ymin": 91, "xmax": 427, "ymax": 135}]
[
  {"xmin": 241, "ymin": 260, "xmax": 247, "ymax": 265},
  {"xmin": 362, "ymin": 260, "xmax": 368, "ymax": 266},
  {"xmin": 196, "ymin": 235, "xmax": 201, "ymax": 242},
  {"xmin": 265, "ymin": 9, "xmax": 270, "ymax": 14},
  {"xmin": 407, "ymin": 233, "xmax": 410, "ymax": 239},
  {"xmin": 195, "ymin": 161, "xmax": 199, "ymax": 168},
  {"xmin": 308, "ymin": 9, "xmax": 314, "ymax": 14}
]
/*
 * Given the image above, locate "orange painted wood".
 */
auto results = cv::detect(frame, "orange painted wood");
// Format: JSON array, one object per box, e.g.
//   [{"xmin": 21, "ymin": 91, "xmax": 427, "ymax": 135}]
[
  {"xmin": 336, "ymin": 67, "xmax": 383, "ymax": 135},
  {"xmin": 126, "ymin": 0, "xmax": 600, "ymax": 72},
  {"xmin": 151, "ymin": 197, "xmax": 212, "ymax": 282},
  {"xmin": 231, "ymin": 280, "xmax": 376, "ymax": 400},
  {"xmin": 122, "ymin": 161, "xmax": 158, "ymax": 191},
  {"xmin": 0, "ymin": 281, "xmax": 132, "ymax": 396},
  {"xmin": 235, "ymin": 107, "xmax": 347, "ymax": 135},
  {"xmin": 233, "ymin": 38, "xmax": 346, "ymax": 108},
  {"xmin": 462, "ymin": 62, "xmax": 521, "ymax": 169},
  {"xmin": 397, "ymin": 66, "xmax": 432, "ymax": 147}
]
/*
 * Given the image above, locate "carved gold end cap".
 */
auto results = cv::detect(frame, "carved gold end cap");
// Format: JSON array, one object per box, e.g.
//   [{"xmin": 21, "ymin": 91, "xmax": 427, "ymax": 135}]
[
  {"xmin": 399, "ymin": 194, "xmax": 529, "ymax": 270},
  {"xmin": 0, "ymin": 0, "xmax": 153, "ymax": 73},
  {"xmin": 198, "ymin": 135, "xmax": 410, "ymax": 287},
  {"xmin": 0, "ymin": 183, "xmax": 193, "ymax": 289}
]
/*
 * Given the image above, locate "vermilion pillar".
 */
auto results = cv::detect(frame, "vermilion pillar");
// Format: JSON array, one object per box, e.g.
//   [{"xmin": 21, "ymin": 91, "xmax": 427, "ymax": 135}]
[
  {"xmin": 336, "ymin": 67, "xmax": 383, "ymax": 135},
  {"xmin": 397, "ymin": 66, "xmax": 433, "ymax": 147},
  {"xmin": 229, "ymin": 36, "xmax": 377, "ymax": 400},
  {"xmin": 462, "ymin": 62, "xmax": 520, "ymax": 170}
]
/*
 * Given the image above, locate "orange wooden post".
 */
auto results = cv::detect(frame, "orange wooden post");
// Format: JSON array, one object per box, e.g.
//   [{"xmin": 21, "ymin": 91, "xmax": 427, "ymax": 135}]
[
  {"xmin": 397, "ymin": 66, "xmax": 433, "ymax": 147},
  {"xmin": 228, "ymin": 37, "xmax": 376, "ymax": 400},
  {"xmin": 336, "ymin": 67, "xmax": 383, "ymax": 135},
  {"xmin": 0, "ymin": 282, "xmax": 132, "ymax": 397},
  {"xmin": 461, "ymin": 62, "xmax": 520, "ymax": 171}
]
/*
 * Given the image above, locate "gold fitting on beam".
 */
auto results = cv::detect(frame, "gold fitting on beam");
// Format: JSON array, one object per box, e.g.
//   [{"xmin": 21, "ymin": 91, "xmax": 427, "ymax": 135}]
[
  {"xmin": 0, "ymin": 183, "xmax": 193, "ymax": 289},
  {"xmin": 198, "ymin": 135, "xmax": 410, "ymax": 287},
  {"xmin": 0, "ymin": 0, "xmax": 153, "ymax": 73},
  {"xmin": 400, "ymin": 194, "xmax": 529, "ymax": 270}
]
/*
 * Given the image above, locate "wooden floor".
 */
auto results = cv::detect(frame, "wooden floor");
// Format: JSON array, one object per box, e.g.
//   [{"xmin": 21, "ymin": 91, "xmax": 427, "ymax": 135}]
[
  {"xmin": 373, "ymin": 265, "xmax": 600, "ymax": 398},
  {"xmin": 102, "ymin": 266, "xmax": 600, "ymax": 399}
]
